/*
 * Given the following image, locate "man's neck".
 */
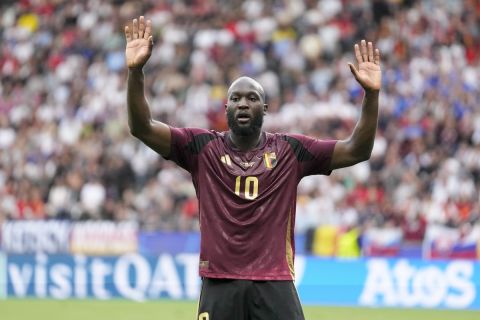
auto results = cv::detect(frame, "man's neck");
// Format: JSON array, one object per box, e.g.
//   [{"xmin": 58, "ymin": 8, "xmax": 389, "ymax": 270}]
[{"xmin": 229, "ymin": 130, "xmax": 263, "ymax": 151}]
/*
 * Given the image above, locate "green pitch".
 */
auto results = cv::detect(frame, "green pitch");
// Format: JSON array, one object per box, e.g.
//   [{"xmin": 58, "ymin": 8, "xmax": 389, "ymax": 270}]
[{"xmin": 1, "ymin": 299, "xmax": 478, "ymax": 320}]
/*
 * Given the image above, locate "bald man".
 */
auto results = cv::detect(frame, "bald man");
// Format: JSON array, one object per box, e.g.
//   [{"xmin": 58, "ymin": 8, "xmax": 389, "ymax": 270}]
[{"xmin": 125, "ymin": 16, "xmax": 381, "ymax": 320}]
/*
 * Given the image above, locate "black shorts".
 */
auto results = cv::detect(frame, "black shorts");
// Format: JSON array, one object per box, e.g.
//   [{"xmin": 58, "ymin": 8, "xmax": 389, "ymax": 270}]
[{"xmin": 197, "ymin": 278, "xmax": 305, "ymax": 320}]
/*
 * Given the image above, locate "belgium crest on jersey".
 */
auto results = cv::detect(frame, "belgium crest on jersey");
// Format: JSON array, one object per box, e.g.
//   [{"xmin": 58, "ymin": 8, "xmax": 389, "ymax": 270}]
[{"xmin": 263, "ymin": 152, "xmax": 277, "ymax": 169}]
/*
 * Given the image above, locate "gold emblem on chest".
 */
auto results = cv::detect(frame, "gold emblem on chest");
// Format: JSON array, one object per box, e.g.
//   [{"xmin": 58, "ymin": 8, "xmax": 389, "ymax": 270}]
[{"xmin": 263, "ymin": 152, "xmax": 277, "ymax": 169}]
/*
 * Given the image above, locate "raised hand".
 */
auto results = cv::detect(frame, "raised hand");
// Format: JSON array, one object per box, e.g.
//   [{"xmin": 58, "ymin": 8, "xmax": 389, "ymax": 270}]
[
  {"xmin": 348, "ymin": 40, "xmax": 381, "ymax": 92},
  {"xmin": 125, "ymin": 16, "xmax": 154, "ymax": 69}
]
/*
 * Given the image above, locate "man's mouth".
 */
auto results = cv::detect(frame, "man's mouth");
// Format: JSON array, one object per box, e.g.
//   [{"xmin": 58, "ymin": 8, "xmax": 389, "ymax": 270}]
[{"xmin": 236, "ymin": 114, "xmax": 251, "ymax": 124}]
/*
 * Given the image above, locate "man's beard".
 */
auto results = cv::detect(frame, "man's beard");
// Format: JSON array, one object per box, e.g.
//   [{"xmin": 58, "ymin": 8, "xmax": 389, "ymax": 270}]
[{"xmin": 227, "ymin": 109, "xmax": 263, "ymax": 137}]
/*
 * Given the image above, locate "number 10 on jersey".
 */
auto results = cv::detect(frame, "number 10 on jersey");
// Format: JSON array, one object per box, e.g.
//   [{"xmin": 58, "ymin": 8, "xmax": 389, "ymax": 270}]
[{"xmin": 235, "ymin": 176, "xmax": 259, "ymax": 200}]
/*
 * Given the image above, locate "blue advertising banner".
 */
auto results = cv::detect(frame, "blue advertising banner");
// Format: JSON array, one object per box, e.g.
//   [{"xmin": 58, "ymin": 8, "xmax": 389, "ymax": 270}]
[
  {"xmin": 138, "ymin": 232, "xmax": 307, "ymax": 255},
  {"xmin": 6, "ymin": 253, "xmax": 200, "ymax": 301},
  {"xmin": 3, "ymin": 254, "xmax": 480, "ymax": 309},
  {"xmin": 138, "ymin": 232, "xmax": 200, "ymax": 255},
  {"xmin": 297, "ymin": 258, "xmax": 480, "ymax": 309},
  {"xmin": 0, "ymin": 252, "xmax": 5, "ymax": 299}
]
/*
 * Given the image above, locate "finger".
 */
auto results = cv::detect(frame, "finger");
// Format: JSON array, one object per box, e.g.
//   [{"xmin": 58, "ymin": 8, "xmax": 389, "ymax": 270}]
[
  {"xmin": 125, "ymin": 26, "xmax": 132, "ymax": 42},
  {"xmin": 348, "ymin": 63, "xmax": 360, "ymax": 80},
  {"xmin": 368, "ymin": 41, "xmax": 374, "ymax": 62},
  {"xmin": 144, "ymin": 19, "xmax": 152, "ymax": 39},
  {"xmin": 138, "ymin": 16, "xmax": 145, "ymax": 39},
  {"xmin": 148, "ymin": 36, "xmax": 154, "ymax": 51},
  {"xmin": 361, "ymin": 39, "xmax": 367, "ymax": 62},
  {"xmin": 132, "ymin": 18, "xmax": 138, "ymax": 39},
  {"xmin": 354, "ymin": 43, "xmax": 362, "ymax": 64},
  {"xmin": 374, "ymin": 48, "xmax": 380, "ymax": 65}
]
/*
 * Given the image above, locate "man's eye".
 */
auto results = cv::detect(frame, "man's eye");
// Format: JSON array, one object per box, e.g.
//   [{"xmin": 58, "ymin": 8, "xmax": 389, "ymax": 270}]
[
  {"xmin": 249, "ymin": 97, "xmax": 257, "ymax": 101},
  {"xmin": 231, "ymin": 97, "xmax": 239, "ymax": 102}
]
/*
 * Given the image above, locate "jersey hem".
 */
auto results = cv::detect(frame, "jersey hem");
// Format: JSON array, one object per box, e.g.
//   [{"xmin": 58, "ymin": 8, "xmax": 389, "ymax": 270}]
[{"xmin": 200, "ymin": 272, "xmax": 294, "ymax": 281}]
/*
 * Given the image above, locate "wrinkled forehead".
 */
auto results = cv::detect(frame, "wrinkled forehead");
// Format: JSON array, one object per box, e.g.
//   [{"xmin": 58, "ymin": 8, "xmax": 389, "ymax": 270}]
[{"xmin": 227, "ymin": 78, "xmax": 265, "ymax": 101}]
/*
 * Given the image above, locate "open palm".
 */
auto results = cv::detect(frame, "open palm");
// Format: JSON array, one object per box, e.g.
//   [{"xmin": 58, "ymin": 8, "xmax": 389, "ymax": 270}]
[
  {"xmin": 125, "ymin": 16, "xmax": 153, "ymax": 69},
  {"xmin": 348, "ymin": 40, "xmax": 381, "ymax": 92}
]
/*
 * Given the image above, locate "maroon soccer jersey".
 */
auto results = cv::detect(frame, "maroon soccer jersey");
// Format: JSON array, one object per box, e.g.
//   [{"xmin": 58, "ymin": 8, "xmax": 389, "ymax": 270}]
[{"xmin": 167, "ymin": 127, "xmax": 336, "ymax": 280}]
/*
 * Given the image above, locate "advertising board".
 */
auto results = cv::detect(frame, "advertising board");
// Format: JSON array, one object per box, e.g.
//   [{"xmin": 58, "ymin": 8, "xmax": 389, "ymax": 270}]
[
  {"xmin": 3, "ymin": 253, "xmax": 480, "ymax": 309},
  {"xmin": 1, "ymin": 221, "xmax": 70, "ymax": 254},
  {"xmin": 0, "ymin": 252, "xmax": 5, "ymax": 299}
]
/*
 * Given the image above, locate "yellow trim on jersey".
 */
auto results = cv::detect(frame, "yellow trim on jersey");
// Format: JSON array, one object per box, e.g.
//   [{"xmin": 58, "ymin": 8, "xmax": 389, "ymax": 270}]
[{"xmin": 286, "ymin": 209, "xmax": 295, "ymax": 279}]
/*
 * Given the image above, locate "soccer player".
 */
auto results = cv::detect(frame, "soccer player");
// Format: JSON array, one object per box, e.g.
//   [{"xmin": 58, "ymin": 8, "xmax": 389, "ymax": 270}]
[{"xmin": 125, "ymin": 16, "xmax": 381, "ymax": 320}]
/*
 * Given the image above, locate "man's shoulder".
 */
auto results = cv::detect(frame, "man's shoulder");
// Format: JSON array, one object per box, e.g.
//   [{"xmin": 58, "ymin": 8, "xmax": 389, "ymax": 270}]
[
  {"xmin": 265, "ymin": 131, "xmax": 306, "ymax": 144},
  {"xmin": 170, "ymin": 127, "xmax": 226, "ymax": 154},
  {"xmin": 171, "ymin": 126, "xmax": 227, "ymax": 139}
]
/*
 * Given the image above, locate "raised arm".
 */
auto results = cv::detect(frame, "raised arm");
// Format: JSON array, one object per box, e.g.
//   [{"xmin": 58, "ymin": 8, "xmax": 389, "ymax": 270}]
[
  {"xmin": 329, "ymin": 40, "xmax": 381, "ymax": 170},
  {"xmin": 125, "ymin": 16, "xmax": 171, "ymax": 157}
]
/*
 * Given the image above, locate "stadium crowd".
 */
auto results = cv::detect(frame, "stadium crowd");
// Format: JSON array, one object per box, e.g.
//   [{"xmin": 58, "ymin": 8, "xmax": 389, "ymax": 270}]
[{"xmin": 1, "ymin": 0, "xmax": 479, "ymax": 245}]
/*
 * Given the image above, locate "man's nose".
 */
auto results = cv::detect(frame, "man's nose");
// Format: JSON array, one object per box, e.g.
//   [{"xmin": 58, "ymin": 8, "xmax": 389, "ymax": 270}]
[{"xmin": 238, "ymin": 97, "xmax": 249, "ymax": 108}]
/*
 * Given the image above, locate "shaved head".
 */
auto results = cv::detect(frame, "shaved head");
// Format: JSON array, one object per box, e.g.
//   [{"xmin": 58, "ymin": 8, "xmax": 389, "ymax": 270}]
[
  {"xmin": 227, "ymin": 76, "xmax": 266, "ymax": 102},
  {"xmin": 225, "ymin": 76, "xmax": 267, "ymax": 138}
]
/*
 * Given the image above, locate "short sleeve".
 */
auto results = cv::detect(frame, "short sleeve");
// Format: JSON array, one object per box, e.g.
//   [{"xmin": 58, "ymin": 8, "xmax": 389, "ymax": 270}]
[
  {"xmin": 166, "ymin": 127, "xmax": 214, "ymax": 173},
  {"xmin": 284, "ymin": 134, "xmax": 337, "ymax": 177}
]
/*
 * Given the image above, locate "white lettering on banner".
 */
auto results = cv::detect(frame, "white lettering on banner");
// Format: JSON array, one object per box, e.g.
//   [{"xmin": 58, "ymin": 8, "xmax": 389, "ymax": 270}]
[
  {"xmin": 393, "ymin": 260, "xmax": 417, "ymax": 307},
  {"xmin": 70, "ymin": 221, "xmax": 138, "ymax": 255},
  {"xmin": 74, "ymin": 256, "xmax": 87, "ymax": 298},
  {"xmin": 35, "ymin": 254, "xmax": 47, "ymax": 298},
  {"xmin": 2, "ymin": 221, "xmax": 70, "ymax": 253},
  {"xmin": 359, "ymin": 259, "xmax": 476, "ymax": 308},
  {"xmin": 445, "ymin": 261, "xmax": 475, "ymax": 308},
  {"xmin": 177, "ymin": 254, "xmax": 200, "ymax": 299},
  {"xmin": 417, "ymin": 267, "xmax": 446, "ymax": 307},
  {"xmin": 9, "ymin": 263, "xmax": 32, "ymax": 297},
  {"xmin": 6, "ymin": 253, "xmax": 202, "ymax": 300},
  {"xmin": 50, "ymin": 264, "xmax": 72, "ymax": 299},
  {"xmin": 115, "ymin": 254, "xmax": 151, "ymax": 301},
  {"xmin": 359, "ymin": 260, "xmax": 396, "ymax": 306},
  {"xmin": 148, "ymin": 254, "xmax": 183, "ymax": 299},
  {"xmin": 91, "ymin": 259, "xmax": 112, "ymax": 299}
]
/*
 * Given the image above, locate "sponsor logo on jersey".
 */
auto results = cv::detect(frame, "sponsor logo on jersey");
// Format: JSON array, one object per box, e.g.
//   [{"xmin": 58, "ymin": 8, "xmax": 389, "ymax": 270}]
[
  {"xmin": 240, "ymin": 161, "xmax": 255, "ymax": 168},
  {"xmin": 220, "ymin": 155, "xmax": 232, "ymax": 166}
]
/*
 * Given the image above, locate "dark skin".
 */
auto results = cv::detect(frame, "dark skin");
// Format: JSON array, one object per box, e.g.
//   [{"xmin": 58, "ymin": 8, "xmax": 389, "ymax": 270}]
[
  {"xmin": 225, "ymin": 77, "xmax": 267, "ymax": 151},
  {"xmin": 125, "ymin": 16, "xmax": 381, "ymax": 170}
]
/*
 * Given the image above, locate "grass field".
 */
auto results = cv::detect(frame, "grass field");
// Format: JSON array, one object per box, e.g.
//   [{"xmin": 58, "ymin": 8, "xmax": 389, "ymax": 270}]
[{"xmin": 1, "ymin": 299, "xmax": 478, "ymax": 320}]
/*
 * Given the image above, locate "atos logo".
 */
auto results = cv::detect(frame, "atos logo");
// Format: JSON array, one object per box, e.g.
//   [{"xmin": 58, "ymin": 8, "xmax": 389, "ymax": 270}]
[{"xmin": 359, "ymin": 259, "xmax": 476, "ymax": 308}]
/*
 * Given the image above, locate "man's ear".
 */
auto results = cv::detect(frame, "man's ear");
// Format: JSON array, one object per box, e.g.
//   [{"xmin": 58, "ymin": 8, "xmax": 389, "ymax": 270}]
[
  {"xmin": 263, "ymin": 104, "xmax": 268, "ymax": 115},
  {"xmin": 225, "ymin": 104, "xmax": 228, "ymax": 112}
]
